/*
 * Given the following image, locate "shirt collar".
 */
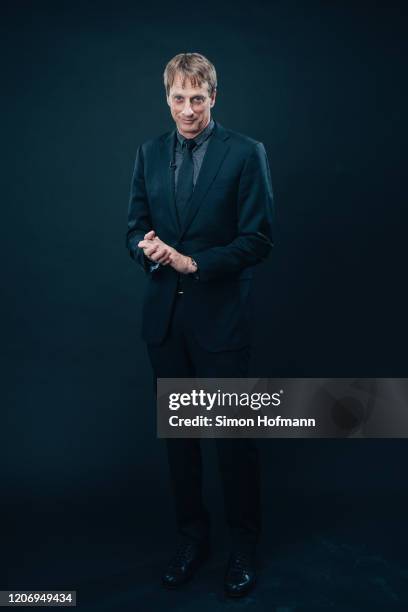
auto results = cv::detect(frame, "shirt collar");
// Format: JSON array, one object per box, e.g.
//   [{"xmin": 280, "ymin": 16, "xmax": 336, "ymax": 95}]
[{"xmin": 176, "ymin": 118, "xmax": 215, "ymax": 148}]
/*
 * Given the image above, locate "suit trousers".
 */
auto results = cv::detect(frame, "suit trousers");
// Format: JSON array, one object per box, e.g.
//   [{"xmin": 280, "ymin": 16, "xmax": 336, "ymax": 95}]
[{"xmin": 147, "ymin": 292, "xmax": 261, "ymax": 553}]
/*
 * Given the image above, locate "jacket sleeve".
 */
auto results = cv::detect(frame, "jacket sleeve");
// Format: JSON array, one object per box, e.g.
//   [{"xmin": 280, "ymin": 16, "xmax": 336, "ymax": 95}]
[
  {"xmin": 126, "ymin": 145, "xmax": 159, "ymax": 274},
  {"xmin": 190, "ymin": 142, "xmax": 274, "ymax": 282}
]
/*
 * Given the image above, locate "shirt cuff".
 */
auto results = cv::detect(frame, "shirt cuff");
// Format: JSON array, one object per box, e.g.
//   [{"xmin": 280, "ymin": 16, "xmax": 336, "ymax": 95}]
[{"xmin": 149, "ymin": 261, "xmax": 160, "ymax": 272}]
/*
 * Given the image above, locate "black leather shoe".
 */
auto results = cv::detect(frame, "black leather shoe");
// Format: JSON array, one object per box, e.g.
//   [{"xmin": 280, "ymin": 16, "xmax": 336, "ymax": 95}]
[
  {"xmin": 224, "ymin": 551, "xmax": 256, "ymax": 598},
  {"xmin": 162, "ymin": 540, "xmax": 210, "ymax": 589}
]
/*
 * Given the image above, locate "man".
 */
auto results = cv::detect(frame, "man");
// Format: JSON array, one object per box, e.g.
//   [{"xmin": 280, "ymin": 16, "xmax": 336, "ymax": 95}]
[{"xmin": 126, "ymin": 52, "xmax": 274, "ymax": 597}]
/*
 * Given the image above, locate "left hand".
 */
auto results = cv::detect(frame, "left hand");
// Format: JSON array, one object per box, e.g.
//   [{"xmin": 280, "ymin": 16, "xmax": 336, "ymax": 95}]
[{"xmin": 168, "ymin": 250, "xmax": 197, "ymax": 274}]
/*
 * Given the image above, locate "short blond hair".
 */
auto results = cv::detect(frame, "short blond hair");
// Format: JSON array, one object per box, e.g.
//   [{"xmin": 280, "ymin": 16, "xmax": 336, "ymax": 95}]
[{"xmin": 163, "ymin": 52, "xmax": 217, "ymax": 97}]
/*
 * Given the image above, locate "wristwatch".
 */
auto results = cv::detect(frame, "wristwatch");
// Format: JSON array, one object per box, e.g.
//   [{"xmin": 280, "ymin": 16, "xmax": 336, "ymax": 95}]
[{"xmin": 188, "ymin": 257, "xmax": 200, "ymax": 280}]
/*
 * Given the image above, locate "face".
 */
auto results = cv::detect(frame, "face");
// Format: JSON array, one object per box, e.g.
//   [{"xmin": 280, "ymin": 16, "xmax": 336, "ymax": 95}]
[{"xmin": 167, "ymin": 72, "xmax": 216, "ymax": 138}]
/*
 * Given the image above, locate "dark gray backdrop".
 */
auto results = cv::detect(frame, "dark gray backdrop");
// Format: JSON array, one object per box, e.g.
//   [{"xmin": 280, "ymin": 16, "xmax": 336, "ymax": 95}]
[{"xmin": 3, "ymin": 0, "xmax": 407, "ymax": 605}]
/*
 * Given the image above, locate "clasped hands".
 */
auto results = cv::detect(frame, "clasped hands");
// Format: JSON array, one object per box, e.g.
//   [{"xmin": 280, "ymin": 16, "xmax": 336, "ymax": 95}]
[{"xmin": 138, "ymin": 230, "xmax": 197, "ymax": 275}]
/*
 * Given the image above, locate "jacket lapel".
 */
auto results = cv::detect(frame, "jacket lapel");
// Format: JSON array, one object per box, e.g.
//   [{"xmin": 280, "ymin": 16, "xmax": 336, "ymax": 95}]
[
  {"xmin": 178, "ymin": 121, "xmax": 230, "ymax": 239},
  {"xmin": 158, "ymin": 129, "xmax": 180, "ymax": 234}
]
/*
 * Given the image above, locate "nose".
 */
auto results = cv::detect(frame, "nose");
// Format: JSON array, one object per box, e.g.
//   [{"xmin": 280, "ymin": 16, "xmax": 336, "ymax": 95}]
[{"xmin": 181, "ymin": 100, "xmax": 194, "ymax": 117}]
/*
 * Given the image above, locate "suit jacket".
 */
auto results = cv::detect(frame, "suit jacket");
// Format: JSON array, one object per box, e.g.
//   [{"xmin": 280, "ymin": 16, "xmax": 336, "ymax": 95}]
[{"xmin": 126, "ymin": 120, "xmax": 274, "ymax": 351}]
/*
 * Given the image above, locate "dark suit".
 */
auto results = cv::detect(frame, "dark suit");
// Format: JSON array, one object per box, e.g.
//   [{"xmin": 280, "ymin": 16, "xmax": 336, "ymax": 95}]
[
  {"xmin": 127, "ymin": 120, "xmax": 274, "ymax": 350},
  {"xmin": 126, "ymin": 120, "xmax": 274, "ymax": 550}
]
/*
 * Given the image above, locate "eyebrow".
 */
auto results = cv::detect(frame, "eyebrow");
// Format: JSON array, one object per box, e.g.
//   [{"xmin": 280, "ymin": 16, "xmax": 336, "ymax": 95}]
[{"xmin": 172, "ymin": 93, "xmax": 205, "ymax": 98}]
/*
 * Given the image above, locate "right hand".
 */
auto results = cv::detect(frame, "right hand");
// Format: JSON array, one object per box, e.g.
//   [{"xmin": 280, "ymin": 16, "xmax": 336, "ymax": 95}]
[{"xmin": 138, "ymin": 231, "xmax": 173, "ymax": 265}]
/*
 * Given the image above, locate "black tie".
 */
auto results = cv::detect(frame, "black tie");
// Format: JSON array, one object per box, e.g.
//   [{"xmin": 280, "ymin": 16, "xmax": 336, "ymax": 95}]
[{"xmin": 175, "ymin": 138, "xmax": 196, "ymax": 224}]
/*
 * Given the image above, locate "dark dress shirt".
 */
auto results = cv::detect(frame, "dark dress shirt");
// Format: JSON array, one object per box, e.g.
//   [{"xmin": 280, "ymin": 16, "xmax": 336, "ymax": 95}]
[{"xmin": 174, "ymin": 118, "xmax": 215, "ymax": 189}]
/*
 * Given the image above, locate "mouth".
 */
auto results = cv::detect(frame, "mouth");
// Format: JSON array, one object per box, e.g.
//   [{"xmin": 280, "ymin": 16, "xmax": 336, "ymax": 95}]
[{"xmin": 181, "ymin": 118, "xmax": 195, "ymax": 123}]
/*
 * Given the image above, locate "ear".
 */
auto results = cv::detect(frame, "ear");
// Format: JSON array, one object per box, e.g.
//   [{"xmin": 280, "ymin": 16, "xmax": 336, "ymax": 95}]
[{"xmin": 210, "ymin": 89, "xmax": 217, "ymax": 108}]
